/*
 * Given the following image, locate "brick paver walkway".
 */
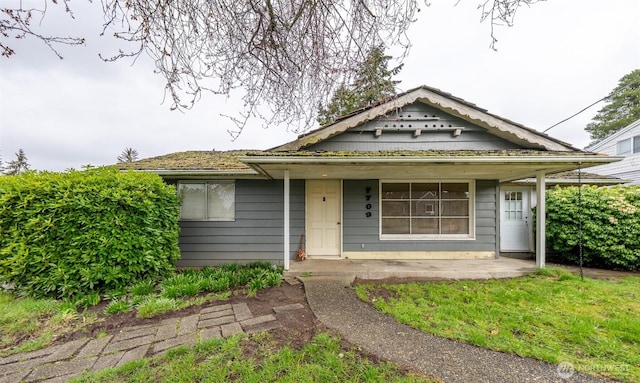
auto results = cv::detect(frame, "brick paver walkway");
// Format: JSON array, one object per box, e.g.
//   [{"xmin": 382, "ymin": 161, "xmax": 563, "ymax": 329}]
[{"xmin": 0, "ymin": 301, "xmax": 304, "ymax": 383}]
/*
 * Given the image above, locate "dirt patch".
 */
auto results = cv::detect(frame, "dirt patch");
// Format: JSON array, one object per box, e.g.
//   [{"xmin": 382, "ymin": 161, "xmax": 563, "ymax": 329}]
[{"xmin": 54, "ymin": 281, "xmax": 324, "ymax": 349}]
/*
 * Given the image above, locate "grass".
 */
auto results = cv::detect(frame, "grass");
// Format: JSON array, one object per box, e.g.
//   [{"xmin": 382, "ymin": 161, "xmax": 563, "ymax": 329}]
[
  {"xmin": 71, "ymin": 332, "xmax": 436, "ymax": 383},
  {"xmin": 0, "ymin": 292, "xmax": 97, "ymax": 356},
  {"xmin": 355, "ymin": 268, "xmax": 640, "ymax": 382}
]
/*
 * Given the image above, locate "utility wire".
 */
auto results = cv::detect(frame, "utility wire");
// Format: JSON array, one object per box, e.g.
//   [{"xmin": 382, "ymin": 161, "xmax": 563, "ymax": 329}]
[{"xmin": 543, "ymin": 96, "xmax": 608, "ymax": 133}]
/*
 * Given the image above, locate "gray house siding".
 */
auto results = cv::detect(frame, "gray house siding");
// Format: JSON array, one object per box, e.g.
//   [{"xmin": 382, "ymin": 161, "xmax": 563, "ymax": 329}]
[
  {"xmin": 307, "ymin": 102, "xmax": 520, "ymax": 152},
  {"xmin": 177, "ymin": 179, "xmax": 305, "ymax": 267},
  {"xmin": 342, "ymin": 179, "xmax": 498, "ymax": 253}
]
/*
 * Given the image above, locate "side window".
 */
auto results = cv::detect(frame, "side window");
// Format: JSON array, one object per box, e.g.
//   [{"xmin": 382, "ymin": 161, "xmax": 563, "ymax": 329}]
[
  {"xmin": 617, "ymin": 138, "xmax": 632, "ymax": 156},
  {"xmin": 177, "ymin": 181, "xmax": 235, "ymax": 221},
  {"xmin": 634, "ymin": 136, "xmax": 640, "ymax": 154}
]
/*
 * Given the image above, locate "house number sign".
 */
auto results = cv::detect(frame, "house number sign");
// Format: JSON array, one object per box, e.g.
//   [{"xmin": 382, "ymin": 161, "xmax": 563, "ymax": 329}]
[{"xmin": 365, "ymin": 187, "xmax": 372, "ymax": 218}]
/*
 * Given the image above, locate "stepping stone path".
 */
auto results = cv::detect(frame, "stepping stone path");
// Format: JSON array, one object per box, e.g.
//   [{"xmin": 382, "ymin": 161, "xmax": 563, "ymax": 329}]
[{"xmin": 0, "ymin": 302, "xmax": 305, "ymax": 383}]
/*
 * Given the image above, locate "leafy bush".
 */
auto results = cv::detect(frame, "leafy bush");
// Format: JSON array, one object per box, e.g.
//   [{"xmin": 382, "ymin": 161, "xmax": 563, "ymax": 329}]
[
  {"xmin": 545, "ymin": 185, "xmax": 640, "ymax": 270},
  {"xmin": 0, "ymin": 168, "xmax": 181, "ymax": 299}
]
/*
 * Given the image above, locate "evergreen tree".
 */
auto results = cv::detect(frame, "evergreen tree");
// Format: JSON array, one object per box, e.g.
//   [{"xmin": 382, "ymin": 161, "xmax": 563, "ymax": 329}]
[
  {"xmin": 317, "ymin": 46, "xmax": 403, "ymax": 126},
  {"xmin": 117, "ymin": 148, "xmax": 140, "ymax": 163},
  {"xmin": 586, "ymin": 69, "xmax": 640, "ymax": 141},
  {"xmin": 4, "ymin": 149, "xmax": 30, "ymax": 175}
]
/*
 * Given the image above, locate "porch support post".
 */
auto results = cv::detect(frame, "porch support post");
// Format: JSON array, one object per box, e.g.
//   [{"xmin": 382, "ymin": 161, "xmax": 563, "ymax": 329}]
[
  {"xmin": 283, "ymin": 170, "xmax": 290, "ymax": 271},
  {"xmin": 536, "ymin": 171, "xmax": 546, "ymax": 269}
]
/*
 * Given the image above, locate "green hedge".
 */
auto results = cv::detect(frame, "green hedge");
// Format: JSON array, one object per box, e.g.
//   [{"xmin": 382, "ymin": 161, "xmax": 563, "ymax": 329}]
[
  {"xmin": 546, "ymin": 185, "xmax": 640, "ymax": 270},
  {"xmin": 0, "ymin": 168, "xmax": 181, "ymax": 299}
]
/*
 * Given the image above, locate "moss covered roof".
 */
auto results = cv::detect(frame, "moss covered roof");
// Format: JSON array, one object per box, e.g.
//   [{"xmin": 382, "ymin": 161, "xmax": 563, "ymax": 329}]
[
  {"xmin": 115, "ymin": 150, "xmax": 261, "ymax": 171},
  {"xmin": 114, "ymin": 149, "xmax": 608, "ymax": 172},
  {"xmin": 244, "ymin": 150, "xmax": 606, "ymax": 158}
]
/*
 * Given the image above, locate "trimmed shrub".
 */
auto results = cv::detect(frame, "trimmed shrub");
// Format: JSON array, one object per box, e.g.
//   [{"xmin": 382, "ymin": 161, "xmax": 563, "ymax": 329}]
[
  {"xmin": 0, "ymin": 168, "xmax": 181, "ymax": 299},
  {"xmin": 545, "ymin": 185, "xmax": 640, "ymax": 270}
]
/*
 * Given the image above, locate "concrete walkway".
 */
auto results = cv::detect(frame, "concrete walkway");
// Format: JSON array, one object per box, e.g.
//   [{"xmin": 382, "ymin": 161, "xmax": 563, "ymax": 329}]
[
  {"xmin": 303, "ymin": 276, "xmax": 615, "ymax": 383},
  {"xmin": 0, "ymin": 301, "xmax": 304, "ymax": 382},
  {"xmin": 286, "ymin": 257, "xmax": 537, "ymax": 280}
]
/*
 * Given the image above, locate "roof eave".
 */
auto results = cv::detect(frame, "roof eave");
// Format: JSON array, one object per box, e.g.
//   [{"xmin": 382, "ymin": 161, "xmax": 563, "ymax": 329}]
[
  {"xmin": 240, "ymin": 155, "xmax": 622, "ymax": 166},
  {"xmin": 120, "ymin": 169, "xmax": 261, "ymax": 179}
]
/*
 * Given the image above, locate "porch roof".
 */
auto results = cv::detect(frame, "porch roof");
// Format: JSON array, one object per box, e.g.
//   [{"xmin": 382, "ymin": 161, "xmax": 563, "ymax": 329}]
[{"xmin": 240, "ymin": 150, "xmax": 620, "ymax": 182}]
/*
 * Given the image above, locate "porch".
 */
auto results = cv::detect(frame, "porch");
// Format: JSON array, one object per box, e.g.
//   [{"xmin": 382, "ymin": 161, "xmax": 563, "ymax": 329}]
[{"xmin": 284, "ymin": 257, "xmax": 536, "ymax": 280}]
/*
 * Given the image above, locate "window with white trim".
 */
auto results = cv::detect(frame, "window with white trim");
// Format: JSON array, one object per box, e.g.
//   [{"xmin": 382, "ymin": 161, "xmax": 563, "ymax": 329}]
[
  {"xmin": 177, "ymin": 181, "xmax": 235, "ymax": 221},
  {"xmin": 380, "ymin": 181, "xmax": 473, "ymax": 239},
  {"xmin": 617, "ymin": 138, "xmax": 632, "ymax": 155},
  {"xmin": 617, "ymin": 136, "xmax": 640, "ymax": 156}
]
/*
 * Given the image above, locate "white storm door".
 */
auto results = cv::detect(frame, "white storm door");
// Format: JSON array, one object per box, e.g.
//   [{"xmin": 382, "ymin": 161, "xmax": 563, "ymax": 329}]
[
  {"xmin": 306, "ymin": 180, "xmax": 341, "ymax": 257},
  {"xmin": 501, "ymin": 188, "xmax": 531, "ymax": 252}
]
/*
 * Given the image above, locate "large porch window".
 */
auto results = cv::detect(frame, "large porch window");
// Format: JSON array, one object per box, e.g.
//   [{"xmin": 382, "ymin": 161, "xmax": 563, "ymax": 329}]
[{"xmin": 380, "ymin": 181, "xmax": 474, "ymax": 239}]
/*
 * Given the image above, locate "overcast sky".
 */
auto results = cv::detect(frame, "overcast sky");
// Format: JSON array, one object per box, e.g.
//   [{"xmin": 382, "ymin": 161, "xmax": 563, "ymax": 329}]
[{"xmin": 1, "ymin": 0, "xmax": 639, "ymax": 171}]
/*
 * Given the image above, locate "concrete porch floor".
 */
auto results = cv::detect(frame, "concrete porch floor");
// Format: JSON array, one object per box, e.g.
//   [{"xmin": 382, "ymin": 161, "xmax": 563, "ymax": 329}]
[{"xmin": 284, "ymin": 257, "xmax": 537, "ymax": 280}]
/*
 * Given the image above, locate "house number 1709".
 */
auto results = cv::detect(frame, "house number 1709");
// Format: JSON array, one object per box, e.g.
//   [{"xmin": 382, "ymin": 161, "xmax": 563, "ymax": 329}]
[{"xmin": 365, "ymin": 187, "xmax": 372, "ymax": 217}]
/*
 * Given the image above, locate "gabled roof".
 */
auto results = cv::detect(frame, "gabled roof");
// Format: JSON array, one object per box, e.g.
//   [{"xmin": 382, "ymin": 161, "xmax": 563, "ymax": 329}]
[{"xmin": 272, "ymin": 85, "xmax": 579, "ymax": 152}]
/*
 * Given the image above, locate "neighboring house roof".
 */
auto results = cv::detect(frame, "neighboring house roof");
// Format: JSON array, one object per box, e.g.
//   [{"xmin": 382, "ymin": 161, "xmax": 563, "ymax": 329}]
[
  {"xmin": 272, "ymin": 85, "xmax": 579, "ymax": 152},
  {"xmin": 585, "ymin": 118, "xmax": 640, "ymax": 152},
  {"xmin": 581, "ymin": 119, "xmax": 640, "ymax": 185}
]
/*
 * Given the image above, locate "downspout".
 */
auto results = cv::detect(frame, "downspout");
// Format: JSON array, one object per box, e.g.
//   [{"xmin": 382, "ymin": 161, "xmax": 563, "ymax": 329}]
[
  {"xmin": 284, "ymin": 170, "xmax": 290, "ymax": 271},
  {"xmin": 536, "ymin": 171, "xmax": 546, "ymax": 269}
]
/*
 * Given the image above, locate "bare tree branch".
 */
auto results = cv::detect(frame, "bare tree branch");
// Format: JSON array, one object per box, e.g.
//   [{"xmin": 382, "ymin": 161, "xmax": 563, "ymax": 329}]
[
  {"xmin": 1, "ymin": 1, "xmax": 544, "ymax": 136},
  {"xmin": 474, "ymin": 0, "xmax": 542, "ymax": 50},
  {"xmin": 0, "ymin": 0, "xmax": 85, "ymax": 58}
]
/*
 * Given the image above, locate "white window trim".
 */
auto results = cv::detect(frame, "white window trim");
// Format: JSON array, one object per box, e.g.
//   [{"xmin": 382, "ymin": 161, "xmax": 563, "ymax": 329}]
[
  {"xmin": 617, "ymin": 138, "xmax": 632, "ymax": 156},
  {"xmin": 177, "ymin": 180, "xmax": 236, "ymax": 221},
  {"xmin": 379, "ymin": 180, "xmax": 476, "ymax": 241}
]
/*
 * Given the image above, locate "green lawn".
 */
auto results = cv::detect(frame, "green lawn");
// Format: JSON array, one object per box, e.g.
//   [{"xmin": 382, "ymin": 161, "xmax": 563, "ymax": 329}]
[
  {"xmin": 72, "ymin": 332, "xmax": 435, "ymax": 383},
  {"xmin": 355, "ymin": 269, "xmax": 640, "ymax": 382},
  {"xmin": 0, "ymin": 292, "xmax": 96, "ymax": 355}
]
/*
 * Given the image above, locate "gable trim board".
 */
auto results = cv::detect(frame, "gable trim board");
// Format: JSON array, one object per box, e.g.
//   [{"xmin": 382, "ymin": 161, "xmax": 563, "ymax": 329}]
[
  {"xmin": 118, "ymin": 85, "xmax": 623, "ymax": 270},
  {"xmin": 273, "ymin": 86, "xmax": 577, "ymax": 152}
]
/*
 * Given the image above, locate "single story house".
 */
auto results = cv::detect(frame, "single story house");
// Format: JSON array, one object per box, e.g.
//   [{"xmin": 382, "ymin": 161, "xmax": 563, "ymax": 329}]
[{"xmin": 119, "ymin": 86, "xmax": 620, "ymax": 270}]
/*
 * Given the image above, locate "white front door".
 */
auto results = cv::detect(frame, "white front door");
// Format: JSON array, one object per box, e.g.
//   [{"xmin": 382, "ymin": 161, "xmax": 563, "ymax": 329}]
[
  {"xmin": 306, "ymin": 180, "xmax": 341, "ymax": 257},
  {"xmin": 500, "ymin": 187, "xmax": 531, "ymax": 252}
]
